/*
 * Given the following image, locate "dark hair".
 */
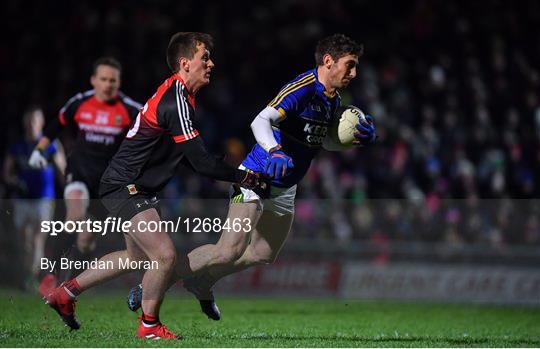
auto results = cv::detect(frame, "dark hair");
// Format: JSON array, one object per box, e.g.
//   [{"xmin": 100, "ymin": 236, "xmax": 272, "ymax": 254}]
[
  {"xmin": 167, "ymin": 32, "xmax": 214, "ymax": 73},
  {"xmin": 92, "ymin": 57, "xmax": 122, "ymax": 75},
  {"xmin": 315, "ymin": 34, "xmax": 363, "ymax": 66}
]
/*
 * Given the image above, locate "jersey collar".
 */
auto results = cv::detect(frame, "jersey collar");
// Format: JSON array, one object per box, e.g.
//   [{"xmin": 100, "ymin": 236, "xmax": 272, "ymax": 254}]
[
  {"xmin": 173, "ymin": 74, "xmax": 197, "ymax": 108},
  {"xmin": 312, "ymin": 68, "xmax": 337, "ymax": 98}
]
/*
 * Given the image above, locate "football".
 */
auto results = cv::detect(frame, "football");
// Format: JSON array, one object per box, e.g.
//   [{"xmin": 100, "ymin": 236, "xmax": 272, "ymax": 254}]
[{"xmin": 322, "ymin": 105, "xmax": 365, "ymax": 151}]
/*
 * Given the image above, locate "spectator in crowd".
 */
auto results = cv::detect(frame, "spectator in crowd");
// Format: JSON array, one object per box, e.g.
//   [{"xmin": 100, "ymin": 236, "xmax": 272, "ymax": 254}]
[{"xmin": 3, "ymin": 107, "xmax": 66, "ymax": 287}]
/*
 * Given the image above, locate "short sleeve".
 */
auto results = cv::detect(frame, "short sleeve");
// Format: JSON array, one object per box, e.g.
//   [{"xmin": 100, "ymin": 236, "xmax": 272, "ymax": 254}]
[{"xmin": 45, "ymin": 141, "xmax": 58, "ymax": 157}]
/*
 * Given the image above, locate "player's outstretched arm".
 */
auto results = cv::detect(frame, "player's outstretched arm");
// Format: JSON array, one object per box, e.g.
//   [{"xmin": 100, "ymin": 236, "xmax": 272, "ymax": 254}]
[
  {"xmin": 29, "ymin": 91, "xmax": 85, "ymax": 169},
  {"xmin": 28, "ymin": 136, "xmax": 52, "ymax": 169},
  {"xmin": 28, "ymin": 112, "xmax": 66, "ymax": 169},
  {"xmin": 250, "ymin": 106, "xmax": 294, "ymax": 179},
  {"xmin": 178, "ymin": 136, "xmax": 267, "ymax": 192},
  {"xmin": 250, "ymin": 106, "xmax": 281, "ymax": 152}
]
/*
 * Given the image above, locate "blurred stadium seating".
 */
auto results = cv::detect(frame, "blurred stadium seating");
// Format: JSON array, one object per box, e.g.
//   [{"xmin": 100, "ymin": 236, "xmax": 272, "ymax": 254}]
[{"xmin": 1, "ymin": 0, "xmax": 540, "ymax": 293}]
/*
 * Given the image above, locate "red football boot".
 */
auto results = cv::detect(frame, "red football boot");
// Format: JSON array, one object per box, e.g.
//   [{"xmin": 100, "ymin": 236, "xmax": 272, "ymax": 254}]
[
  {"xmin": 137, "ymin": 318, "xmax": 182, "ymax": 340},
  {"xmin": 38, "ymin": 274, "xmax": 57, "ymax": 298},
  {"xmin": 44, "ymin": 283, "xmax": 80, "ymax": 330}
]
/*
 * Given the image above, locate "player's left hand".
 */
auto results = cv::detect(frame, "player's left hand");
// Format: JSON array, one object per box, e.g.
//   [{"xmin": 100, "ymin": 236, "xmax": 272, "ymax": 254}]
[
  {"xmin": 239, "ymin": 171, "xmax": 259, "ymax": 189},
  {"xmin": 238, "ymin": 171, "xmax": 271, "ymax": 199},
  {"xmin": 252, "ymin": 174, "xmax": 271, "ymax": 199},
  {"xmin": 353, "ymin": 114, "xmax": 377, "ymax": 146},
  {"xmin": 240, "ymin": 171, "xmax": 270, "ymax": 196}
]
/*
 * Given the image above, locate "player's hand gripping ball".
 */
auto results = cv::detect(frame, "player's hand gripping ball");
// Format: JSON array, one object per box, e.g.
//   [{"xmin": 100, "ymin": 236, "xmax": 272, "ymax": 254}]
[
  {"xmin": 323, "ymin": 106, "xmax": 377, "ymax": 151},
  {"xmin": 353, "ymin": 113, "xmax": 376, "ymax": 146}
]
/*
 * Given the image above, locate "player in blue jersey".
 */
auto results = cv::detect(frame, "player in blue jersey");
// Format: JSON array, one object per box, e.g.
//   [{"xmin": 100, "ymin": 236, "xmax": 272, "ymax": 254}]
[
  {"xmin": 3, "ymin": 107, "xmax": 66, "ymax": 286},
  {"xmin": 127, "ymin": 34, "xmax": 376, "ymax": 320}
]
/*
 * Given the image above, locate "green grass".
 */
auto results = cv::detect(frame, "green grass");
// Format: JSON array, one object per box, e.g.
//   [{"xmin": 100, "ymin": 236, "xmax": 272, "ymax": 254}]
[{"xmin": 1, "ymin": 291, "xmax": 539, "ymax": 347}]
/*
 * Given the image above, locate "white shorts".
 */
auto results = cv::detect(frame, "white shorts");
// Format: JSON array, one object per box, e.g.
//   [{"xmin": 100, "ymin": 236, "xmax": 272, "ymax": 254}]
[{"xmin": 230, "ymin": 166, "xmax": 296, "ymax": 216}]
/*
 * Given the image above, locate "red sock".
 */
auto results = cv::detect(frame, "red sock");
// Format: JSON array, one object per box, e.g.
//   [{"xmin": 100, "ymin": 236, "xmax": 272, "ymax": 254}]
[
  {"xmin": 62, "ymin": 278, "xmax": 81, "ymax": 299},
  {"xmin": 142, "ymin": 313, "xmax": 159, "ymax": 327}
]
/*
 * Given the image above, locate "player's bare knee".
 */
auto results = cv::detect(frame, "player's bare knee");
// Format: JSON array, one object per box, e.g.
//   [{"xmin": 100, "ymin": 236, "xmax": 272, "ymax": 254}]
[
  {"xmin": 66, "ymin": 191, "xmax": 86, "ymax": 205},
  {"xmin": 155, "ymin": 249, "xmax": 176, "ymax": 270},
  {"xmin": 127, "ymin": 249, "xmax": 147, "ymax": 262},
  {"xmin": 66, "ymin": 210, "xmax": 85, "ymax": 222},
  {"xmin": 65, "ymin": 189, "xmax": 89, "ymax": 220},
  {"xmin": 66, "ymin": 189, "xmax": 85, "ymax": 200},
  {"xmin": 65, "ymin": 204, "xmax": 86, "ymax": 221}
]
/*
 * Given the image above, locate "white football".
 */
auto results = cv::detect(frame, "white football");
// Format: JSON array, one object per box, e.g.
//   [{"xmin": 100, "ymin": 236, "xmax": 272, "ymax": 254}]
[{"xmin": 323, "ymin": 105, "xmax": 365, "ymax": 151}]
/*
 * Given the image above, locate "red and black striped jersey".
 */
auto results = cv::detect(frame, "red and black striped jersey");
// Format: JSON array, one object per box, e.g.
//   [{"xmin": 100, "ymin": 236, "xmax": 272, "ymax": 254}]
[
  {"xmin": 101, "ymin": 74, "xmax": 201, "ymax": 192},
  {"xmin": 45, "ymin": 90, "xmax": 141, "ymax": 161}
]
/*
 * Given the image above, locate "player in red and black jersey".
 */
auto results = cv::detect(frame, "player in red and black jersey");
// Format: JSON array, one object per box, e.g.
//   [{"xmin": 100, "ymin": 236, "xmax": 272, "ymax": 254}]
[
  {"xmin": 100, "ymin": 67, "xmax": 254, "ymax": 197},
  {"xmin": 44, "ymin": 32, "xmax": 268, "ymax": 339},
  {"xmin": 28, "ymin": 57, "xmax": 141, "ymax": 287}
]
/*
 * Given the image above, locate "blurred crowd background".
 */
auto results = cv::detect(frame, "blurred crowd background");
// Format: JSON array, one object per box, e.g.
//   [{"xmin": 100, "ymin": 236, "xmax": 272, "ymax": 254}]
[{"xmin": 1, "ymin": 0, "xmax": 540, "ymax": 266}]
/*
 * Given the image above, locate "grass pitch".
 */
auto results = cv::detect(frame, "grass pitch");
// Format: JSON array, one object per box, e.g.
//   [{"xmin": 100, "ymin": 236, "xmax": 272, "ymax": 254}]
[{"xmin": 1, "ymin": 291, "xmax": 539, "ymax": 347}]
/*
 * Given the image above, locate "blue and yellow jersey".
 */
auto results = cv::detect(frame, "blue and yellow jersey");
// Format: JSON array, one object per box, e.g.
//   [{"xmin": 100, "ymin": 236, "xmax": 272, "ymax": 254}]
[{"xmin": 242, "ymin": 68, "xmax": 341, "ymax": 188}]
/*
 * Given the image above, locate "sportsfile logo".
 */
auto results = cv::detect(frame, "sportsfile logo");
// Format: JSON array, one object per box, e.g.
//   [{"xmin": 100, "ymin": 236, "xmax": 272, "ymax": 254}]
[{"xmin": 41, "ymin": 217, "xmax": 131, "ymax": 236}]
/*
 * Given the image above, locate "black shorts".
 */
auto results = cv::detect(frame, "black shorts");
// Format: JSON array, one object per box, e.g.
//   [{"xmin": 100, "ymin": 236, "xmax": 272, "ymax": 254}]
[
  {"xmin": 99, "ymin": 183, "xmax": 160, "ymax": 223},
  {"xmin": 65, "ymin": 162, "xmax": 108, "ymax": 220},
  {"xmin": 66, "ymin": 155, "xmax": 108, "ymax": 198}
]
